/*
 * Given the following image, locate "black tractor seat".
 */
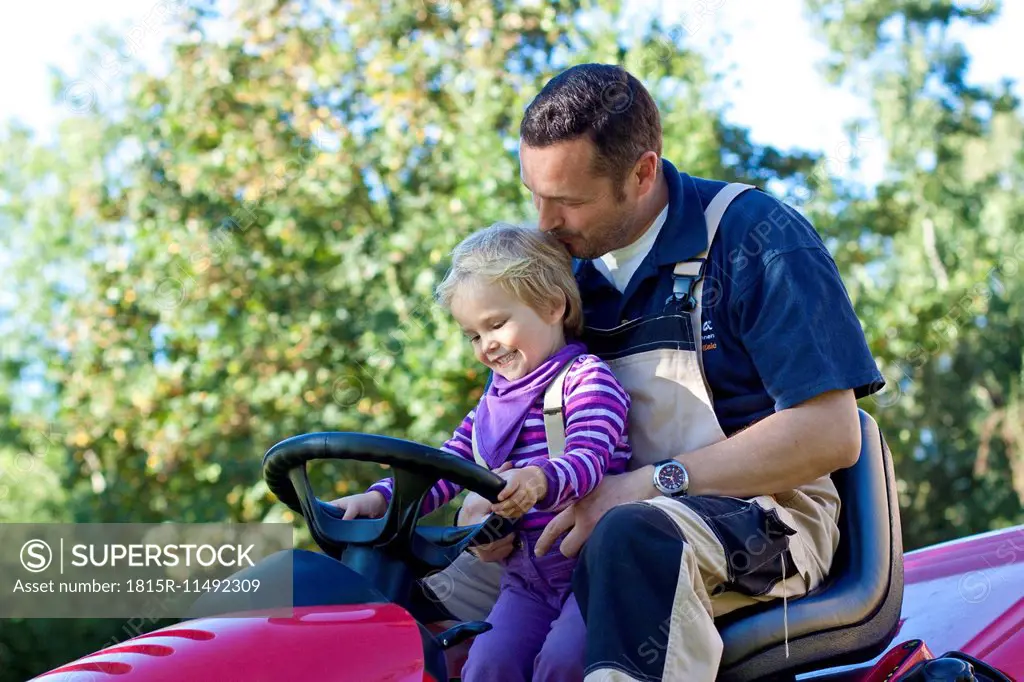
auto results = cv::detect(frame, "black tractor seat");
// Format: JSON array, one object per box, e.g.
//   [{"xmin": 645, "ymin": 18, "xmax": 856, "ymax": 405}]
[{"xmin": 716, "ymin": 409, "xmax": 905, "ymax": 681}]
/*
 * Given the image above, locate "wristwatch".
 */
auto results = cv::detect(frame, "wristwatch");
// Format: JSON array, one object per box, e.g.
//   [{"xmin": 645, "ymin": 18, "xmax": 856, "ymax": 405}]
[{"xmin": 652, "ymin": 459, "xmax": 690, "ymax": 498}]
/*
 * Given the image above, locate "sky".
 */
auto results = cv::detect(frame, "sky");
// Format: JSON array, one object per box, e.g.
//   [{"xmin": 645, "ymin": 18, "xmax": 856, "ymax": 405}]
[{"xmin": 0, "ymin": 0, "xmax": 1021, "ymax": 182}]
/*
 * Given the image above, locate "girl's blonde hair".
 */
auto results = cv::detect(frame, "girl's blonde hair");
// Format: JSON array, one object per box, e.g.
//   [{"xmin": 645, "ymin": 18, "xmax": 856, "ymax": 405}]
[{"xmin": 435, "ymin": 222, "xmax": 584, "ymax": 337}]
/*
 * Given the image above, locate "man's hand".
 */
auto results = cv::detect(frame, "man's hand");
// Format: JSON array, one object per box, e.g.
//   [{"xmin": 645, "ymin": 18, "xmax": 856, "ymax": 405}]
[
  {"xmin": 491, "ymin": 465, "xmax": 548, "ymax": 519},
  {"xmin": 457, "ymin": 491, "xmax": 516, "ymax": 562},
  {"xmin": 535, "ymin": 467, "xmax": 656, "ymax": 558}
]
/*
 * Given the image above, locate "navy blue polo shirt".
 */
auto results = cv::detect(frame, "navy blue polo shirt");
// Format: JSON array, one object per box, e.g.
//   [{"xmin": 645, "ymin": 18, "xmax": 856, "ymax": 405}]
[{"xmin": 574, "ymin": 160, "xmax": 884, "ymax": 436}]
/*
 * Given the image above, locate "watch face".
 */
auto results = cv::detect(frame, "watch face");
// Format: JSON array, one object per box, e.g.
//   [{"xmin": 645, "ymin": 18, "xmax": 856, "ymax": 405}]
[{"xmin": 657, "ymin": 463, "xmax": 686, "ymax": 492}]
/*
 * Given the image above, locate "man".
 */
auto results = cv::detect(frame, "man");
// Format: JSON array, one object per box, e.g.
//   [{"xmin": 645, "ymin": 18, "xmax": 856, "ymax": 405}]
[{"xmin": 424, "ymin": 63, "xmax": 884, "ymax": 681}]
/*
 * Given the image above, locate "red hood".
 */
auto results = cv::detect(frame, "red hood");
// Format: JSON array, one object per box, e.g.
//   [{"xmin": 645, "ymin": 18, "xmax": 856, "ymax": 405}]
[
  {"xmin": 30, "ymin": 603, "xmax": 431, "ymax": 682},
  {"xmin": 899, "ymin": 524, "xmax": 1024, "ymax": 674}
]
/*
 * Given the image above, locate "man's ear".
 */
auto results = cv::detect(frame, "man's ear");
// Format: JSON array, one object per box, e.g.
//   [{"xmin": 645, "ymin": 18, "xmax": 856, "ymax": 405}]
[{"xmin": 634, "ymin": 151, "xmax": 660, "ymax": 196}]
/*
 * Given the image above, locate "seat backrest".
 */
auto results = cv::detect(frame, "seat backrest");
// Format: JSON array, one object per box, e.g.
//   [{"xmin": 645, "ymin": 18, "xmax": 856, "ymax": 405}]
[
  {"xmin": 827, "ymin": 408, "xmax": 905, "ymax": 645},
  {"xmin": 717, "ymin": 409, "xmax": 905, "ymax": 681}
]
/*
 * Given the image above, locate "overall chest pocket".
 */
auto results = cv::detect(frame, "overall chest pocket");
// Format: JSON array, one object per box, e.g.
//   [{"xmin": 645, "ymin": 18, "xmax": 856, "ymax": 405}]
[{"xmin": 581, "ymin": 313, "xmax": 697, "ymax": 362}]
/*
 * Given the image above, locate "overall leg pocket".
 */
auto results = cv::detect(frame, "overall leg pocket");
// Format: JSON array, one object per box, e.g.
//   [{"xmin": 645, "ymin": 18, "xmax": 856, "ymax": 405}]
[{"xmin": 680, "ymin": 496, "xmax": 797, "ymax": 598}]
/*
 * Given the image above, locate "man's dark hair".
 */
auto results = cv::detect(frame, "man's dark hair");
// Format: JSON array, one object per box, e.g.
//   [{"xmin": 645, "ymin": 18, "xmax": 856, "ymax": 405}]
[{"xmin": 520, "ymin": 63, "xmax": 662, "ymax": 196}]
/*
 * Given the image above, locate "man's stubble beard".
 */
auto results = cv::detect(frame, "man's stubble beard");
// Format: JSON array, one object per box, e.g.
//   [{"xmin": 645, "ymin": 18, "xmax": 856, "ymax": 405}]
[{"xmin": 574, "ymin": 208, "xmax": 644, "ymax": 260}]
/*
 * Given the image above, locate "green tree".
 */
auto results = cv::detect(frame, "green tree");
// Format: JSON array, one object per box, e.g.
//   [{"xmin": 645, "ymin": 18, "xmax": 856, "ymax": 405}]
[{"xmin": 804, "ymin": 0, "xmax": 1024, "ymax": 548}]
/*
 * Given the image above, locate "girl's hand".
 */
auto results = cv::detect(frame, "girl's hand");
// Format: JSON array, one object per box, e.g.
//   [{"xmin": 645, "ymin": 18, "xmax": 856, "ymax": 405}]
[
  {"xmin": 328, "ymin": 491, "xmax": 387, "ymax": 520},
  {"xmin": 458, "ymin": 492, "xmax": 494, "ymax": 527},
  {"xmin": 458, "ymin": 491, "xmax": 517, "ymax": 562},
  {"xmin": 491, "ymin": 466, "xmax": 548, "ymax": 519}
]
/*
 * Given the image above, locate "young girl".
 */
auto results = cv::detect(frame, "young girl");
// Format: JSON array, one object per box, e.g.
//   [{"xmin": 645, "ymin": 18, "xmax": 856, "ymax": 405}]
[{"xmin": 330, "ymin": 222, "xmax": 632, "ymax": 682}]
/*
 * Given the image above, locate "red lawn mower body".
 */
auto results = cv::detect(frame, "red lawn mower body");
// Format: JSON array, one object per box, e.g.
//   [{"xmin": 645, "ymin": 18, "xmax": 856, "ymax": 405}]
[{"xmin": 28, "ymin": 525, "xmax": 1024, "ymax": 681}]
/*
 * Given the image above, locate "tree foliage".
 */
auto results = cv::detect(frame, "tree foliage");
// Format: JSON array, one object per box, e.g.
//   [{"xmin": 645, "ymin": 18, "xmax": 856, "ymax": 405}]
[
  {"xmin": 804, "ymin": 0, "xmax": 1024, "ymax": 547},
  {"xmin": 0, "ymin": 1, "xmax": 811, "ymax": 676}
]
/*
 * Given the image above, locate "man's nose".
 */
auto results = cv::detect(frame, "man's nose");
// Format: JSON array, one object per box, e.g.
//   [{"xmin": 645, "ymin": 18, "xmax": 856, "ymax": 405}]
[{"xmin": 536, "ymin": 200, "xmax": 563, "ymax": 233}]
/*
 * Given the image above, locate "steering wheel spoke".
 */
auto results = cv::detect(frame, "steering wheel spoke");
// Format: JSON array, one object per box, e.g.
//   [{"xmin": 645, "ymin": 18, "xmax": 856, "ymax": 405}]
[
  {"xmin": 411, "ymin": 512, "xmax": 519, "ymax": 570},
  {"xmin": 287, "ymin": 464, "xmax": 386, "ymax": 559},
  {"xmin": 376, "ymin": 467, "xmax": 442, "ymax": 563}
]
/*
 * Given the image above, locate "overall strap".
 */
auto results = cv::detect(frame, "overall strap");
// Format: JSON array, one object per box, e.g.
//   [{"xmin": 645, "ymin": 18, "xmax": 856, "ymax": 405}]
[
  {"xmin": 668, "ymin": 182, "xmax": 755, "ymax": 310},
  {"xmin": 542, "ymin": 357, "xmax": 578, "ymax": 459},
  {"xmin": 470, "ymin": 422, "xmax": 488, "ymax": 468},
  {"xmin": 677, "ymin": 182, "xmax": 756, "ymax": 402}
]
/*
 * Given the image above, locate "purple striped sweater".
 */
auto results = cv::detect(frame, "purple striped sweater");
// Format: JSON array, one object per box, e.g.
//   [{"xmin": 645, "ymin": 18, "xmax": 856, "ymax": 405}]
[{"xmin": 367, "ymin": 354, "xmax": 632, "ymax": 530}]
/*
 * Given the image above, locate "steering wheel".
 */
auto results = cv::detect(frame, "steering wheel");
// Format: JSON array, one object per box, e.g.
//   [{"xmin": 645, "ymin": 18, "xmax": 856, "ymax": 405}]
[{"xmin": 262, "ymin": 431, "xmax": 519, "ymax": 575}]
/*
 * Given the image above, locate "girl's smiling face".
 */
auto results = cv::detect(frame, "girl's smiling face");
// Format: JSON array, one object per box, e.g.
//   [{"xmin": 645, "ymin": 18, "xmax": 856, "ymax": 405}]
[{"xmin": 450, "ymin": 277, "xmax": 566, "ymax": 381}]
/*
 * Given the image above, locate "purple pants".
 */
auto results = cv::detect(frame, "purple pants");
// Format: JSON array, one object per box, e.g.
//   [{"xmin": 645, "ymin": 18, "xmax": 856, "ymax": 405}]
[{"xmin": 460, "ymin": 531, "xmax": 585, "ymax": 682}]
